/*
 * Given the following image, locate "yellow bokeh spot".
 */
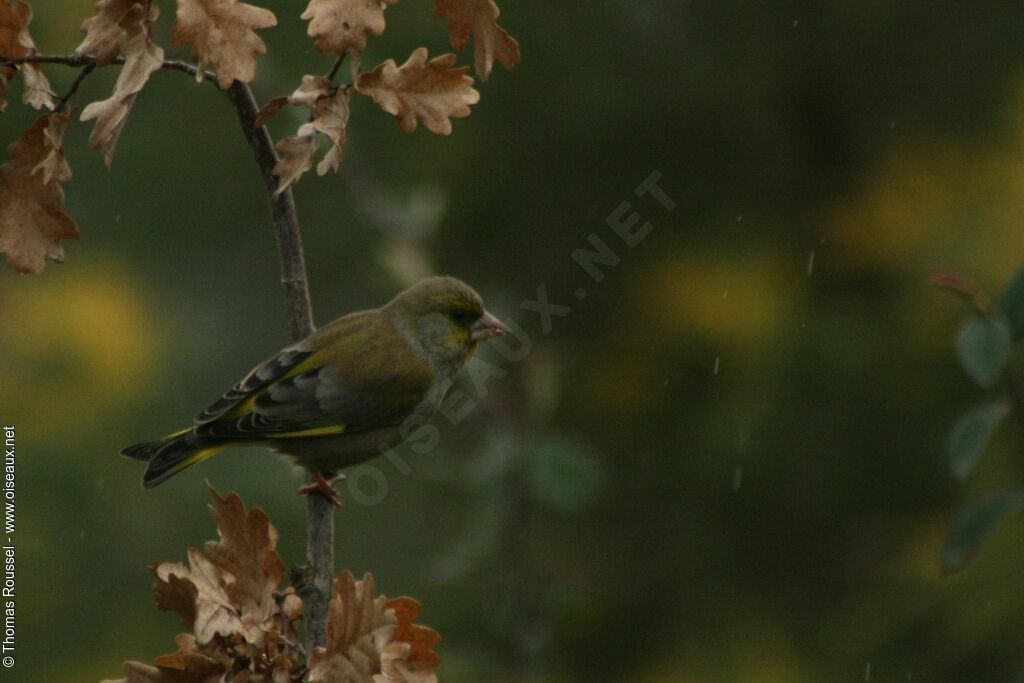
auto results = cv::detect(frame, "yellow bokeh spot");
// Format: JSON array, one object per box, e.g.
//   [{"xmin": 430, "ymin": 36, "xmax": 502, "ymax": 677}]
[
  {"xmin": 0, "ymin": 262, "xmax": 164, "ymax": 432},
  {"xmin": 641, "ymin": 251, "xmax": 800, "ymax": 345},
  {"xmin": 828, "ymin": 79, "xmax": 1024, "ymax": 286}
]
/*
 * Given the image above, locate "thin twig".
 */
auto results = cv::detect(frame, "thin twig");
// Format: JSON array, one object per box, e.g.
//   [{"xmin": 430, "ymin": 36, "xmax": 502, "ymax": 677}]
[
  {"xmin": 55, "ymin": 62, "xmax": 95, "ymax": 112},
  {"xmin": 325, "ymin": 54, "xmax": 346, "ymax": 83},
  {"xmin": 0, "ymin": 53, "xmax": 218, "ymax": 85}
]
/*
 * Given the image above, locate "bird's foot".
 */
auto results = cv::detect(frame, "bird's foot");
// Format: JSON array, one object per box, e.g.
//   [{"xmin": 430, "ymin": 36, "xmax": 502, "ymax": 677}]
[{"xmin": 297, "ymin": 471, "xmax": 346, "ymax": 509}]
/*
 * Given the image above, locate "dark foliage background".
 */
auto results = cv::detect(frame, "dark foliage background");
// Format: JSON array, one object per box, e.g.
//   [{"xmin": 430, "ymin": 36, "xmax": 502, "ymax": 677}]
[{"xmin": 3, "ymin": 1, "xmax": 1024, "ymax": 681}]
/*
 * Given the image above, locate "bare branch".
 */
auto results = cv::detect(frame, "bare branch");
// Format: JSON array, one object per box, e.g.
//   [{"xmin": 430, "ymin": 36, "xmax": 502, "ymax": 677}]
[{"xmin": 0, "ymin": 52, "xmax": 218, "ymax": 84}]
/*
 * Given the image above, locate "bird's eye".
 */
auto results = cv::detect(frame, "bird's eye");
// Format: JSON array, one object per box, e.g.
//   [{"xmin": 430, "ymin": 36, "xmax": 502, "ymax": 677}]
[{"xmin": 451, "ymin": 310, "xmax": 473, "ymax": 325}]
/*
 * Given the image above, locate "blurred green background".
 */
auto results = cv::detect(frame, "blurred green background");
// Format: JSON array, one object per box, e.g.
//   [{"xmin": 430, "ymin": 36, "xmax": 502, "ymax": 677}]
[{"xmin": 4, "ymin": 1, "xmax": 1024, "ymax": 681}]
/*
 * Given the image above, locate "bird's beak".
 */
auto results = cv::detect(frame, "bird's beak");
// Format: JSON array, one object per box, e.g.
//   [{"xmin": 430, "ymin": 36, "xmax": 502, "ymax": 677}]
[{"xmin": 471, "ymin": 310, "xmax": 511, "ymax": 342}]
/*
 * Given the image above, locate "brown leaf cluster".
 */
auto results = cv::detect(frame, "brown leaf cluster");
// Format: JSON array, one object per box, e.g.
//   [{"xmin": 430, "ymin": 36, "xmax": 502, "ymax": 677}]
[
  {"xmin": 435, "ymin": 0, "xmax": 519, "ymax": 81},
  {"xmin": 80, "ymin": 4, "xmax": 163, "ymax": 167},
  {"xmin": 0, "ymin": 113, "xmax": 78, "ymax": 274},
  {"xmin": 76, "ymin": 0, "xmax": 148, "ymax": 66},
  {"xmin": 171, "ymin": 0, "xmax": 277, "ymax": 89},
  {"xmin": 104, "ymin": 486, "xmax": 441, "ymax": 683},
  {"xmin": 104, "ymin": 485, "xmax": 300, "ymax": 683},
  {"xmin": 356, "ymin": 48, "xmax": 478, "ymax": 135},
  {"xmin": 308, "ymin": 571, "xmax": 440, "ymax": 683},
  {"xmin": 155, "ymin": 484, "xmax": 286, "ymax": 647},
  {"xmin": 0, "ymin": 0, "xmax": 54, "ymax": 110},
  {"xmin": 261, "ymin": 75, "xmax": 352, "ymax": 194},
  {"xmin": 302, "ymin": 0, "xmax": 399, "ymax": 57}
]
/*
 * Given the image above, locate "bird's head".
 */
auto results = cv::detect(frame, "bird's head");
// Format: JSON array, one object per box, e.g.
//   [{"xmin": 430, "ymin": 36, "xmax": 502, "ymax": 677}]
[{"xmin": 387, "ymin": 276, "xmax": 510, "ymax": 368}]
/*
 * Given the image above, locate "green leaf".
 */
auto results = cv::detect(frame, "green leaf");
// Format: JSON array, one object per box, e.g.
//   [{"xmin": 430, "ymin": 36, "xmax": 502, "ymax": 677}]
[
  {"xmin": 942, "ymin": 491, "xmax": 1024, "ymax": 573},
  {"xmin": 1000, "ymin": 265, "xmax": 1024, "ymax": 340},
  {"xmin": 947, "ymin": 400, "xmax": 1011, "ymax": 479},
  {"xmin": 955, "ymin": 315, "xmax": 1012, "ymax": 387},
  {"xmin": 529, "ymin": 436, "xmax": 603, "ymax": 513}
]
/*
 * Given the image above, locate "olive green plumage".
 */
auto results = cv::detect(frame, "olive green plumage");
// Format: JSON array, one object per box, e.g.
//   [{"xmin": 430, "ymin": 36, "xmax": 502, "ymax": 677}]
[{"xmin": 122, "ymin": 276, "xmax": 510, "ymax": 488}]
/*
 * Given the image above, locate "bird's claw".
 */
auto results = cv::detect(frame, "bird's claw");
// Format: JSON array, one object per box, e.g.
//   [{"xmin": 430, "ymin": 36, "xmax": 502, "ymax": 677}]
[{"xmin": 297, "ymin": 471, "xmax": 346, "ymax": 508}]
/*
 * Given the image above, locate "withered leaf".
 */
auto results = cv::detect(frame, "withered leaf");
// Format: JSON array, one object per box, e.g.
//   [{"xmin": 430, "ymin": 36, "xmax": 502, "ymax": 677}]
[
  {"xmin": 253, "ymin": 95, "xmax": 287, "ymax": 128},
  {"xmin": 0, "ymin": 115, "xmax": 79, "ymax": 274},
  {"xmin": 301, "ymin": 0, "xmax": 399, "ymax": 56},
  {"xmin": 435, "ymin": 0, "xmax": 519, "ymax": 81},
  {"xmin": 202, "ymin": 484, "xmax": 285, "ymax": 611},
  {"xmin": 101, "ymin": 634, "xmax": 226, "ymax": 683},
  {"xmin": 255, "ymin": 74, "xmax": 331, "ymax": 127},
  {"xmin": 32, "ymin": 108, "xmax": 73, "ymax": 184},
  {"xmin": 356, "ymin": 47, "xmax": 479, "ymax": 135},
  {"xmin": 262, "ymin": 77, "xmax": 350, "ymax": 184},
  {"xmin": 172, "ymin": 0, "xmax": 277, "ymax": 89},
  {"xmin": 153, "ymin": 566, "xmax": 198, "ymax": 630},
  {"xmin": 0, "ymin": 66, "xmax": 13, "ymax": 112},
  {"xmin": 76, "ymin": 0, "xmax": 150, "ymax": 66},
  {"xmin": 308, "ymin": 571, "xmax": 441, "ymax": 683},
  {"xmin": 110, "ymin": 489, "xmax": 305, "ymax": 683},
  {"xmin": 272, "ymin": 125, "xmax": 317, "ymax": 196},
  {"xmin": 290, "ymin": 74, "xmax": 332, "ymax": 106},
  {"xmin": 313, "ymin": 87, "xmax": 351, "ymax": 175},
  {"xmin": 386, "ymin": 597, "xmax": 441, "ymax": 674},
  {"xmin": 80, "ymin": 6, "xmax": 164, "ymax": 167},
  {"xmin": 153, "ymin": 485, "xmax": 286, "ymax": 648},
  {"xmin": 0, "ymin": 0, "xmax": 55, "ymax": 109}
]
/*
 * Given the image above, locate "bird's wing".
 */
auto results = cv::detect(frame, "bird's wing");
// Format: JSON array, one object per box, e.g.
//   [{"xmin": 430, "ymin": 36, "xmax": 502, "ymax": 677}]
[
  {"xmin": 194, "ymin": 310, "xmax": 435, "ymax": 440},
  {"xmin": 194, "ymin": 344, "xmax": 316, "ymax": 425}
]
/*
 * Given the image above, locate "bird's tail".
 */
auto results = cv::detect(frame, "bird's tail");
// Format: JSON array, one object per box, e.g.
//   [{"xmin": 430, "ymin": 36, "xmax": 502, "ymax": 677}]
[{"xmin": 121, "ymin": 429, "xmax": 226, "ymax": 488}]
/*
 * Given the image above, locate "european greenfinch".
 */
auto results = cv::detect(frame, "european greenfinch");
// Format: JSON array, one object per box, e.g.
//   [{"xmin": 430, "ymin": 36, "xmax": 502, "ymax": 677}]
[{"xmin": 122, "ymin": 276, "xmax": 509, "ymax": 502}]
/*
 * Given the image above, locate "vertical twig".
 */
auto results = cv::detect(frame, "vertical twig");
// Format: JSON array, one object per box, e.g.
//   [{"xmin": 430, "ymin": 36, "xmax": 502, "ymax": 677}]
[{"xmin": 225, "ymin": 81, "xmax": 333, "ymax": 651}]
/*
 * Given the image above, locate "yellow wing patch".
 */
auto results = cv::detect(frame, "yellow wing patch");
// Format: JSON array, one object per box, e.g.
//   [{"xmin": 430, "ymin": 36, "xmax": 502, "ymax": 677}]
[{"xmin": 273, "ymin": 425, "xmax": 347, "ymax": 438}]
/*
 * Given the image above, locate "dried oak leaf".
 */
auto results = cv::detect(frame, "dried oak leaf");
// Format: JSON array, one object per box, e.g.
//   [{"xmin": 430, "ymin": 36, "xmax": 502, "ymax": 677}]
[
  {"xmin": 0, "ymin": 0, "xmax": 54, "ymax": 109},
  {"xmin": 0, "ymin": 66, "xmax": 13, "ymax": 112},
  {"xmin": 172, "ymin": 0, "xmax": 277, "ymax": 89},
  {"xmin": 312, "ymin": 87, "xmax": 351, "ymax": 175},
  {"xmin": 33, "ymin": 107, "xmax": 73, "ymax": 184},
  {"xmin": 265, "ymin": 78, "xmax": 351, "ymax": 190},
  {"xmin": 102, "ymin": 635, "xmax": 227, "ymax": 683},
  {"xmin": 255, "ymin": 74, "xmax": 331, "ymax": 127},
  {"xmin": 76, "ymin": 0, "xmax": 150, "ymax": 66},
  {"xmin": 356, "ymin": 48, "xmax": 478, "ymax": 135},
  {"xmin": 435, "ymin": 0, "xmax": 519, "ymax": 81},
  {"xmin": 384, "ymin": 598, "xmax": 441, "ymax": 677},
  {"xmin": 0, "ymin": 114, "xmax": 79, "ymax": 274},
  {"xmin": 80, "ymin": 5, "xmax": 164, "ymax": 167},
  {"xmin": 272, "ymin": 125, "xmax": 318, "ymax": 196},
  {"xmin": 153, "ymin": 484, "xmax": 286, "ymax": 647},
  {"xmin": 301, "ymin": 0, "xmax": 399, "ymax": 56},
  {"xmin": 307, "ymin": 571, "xmax": 441, "ymax": 683}
]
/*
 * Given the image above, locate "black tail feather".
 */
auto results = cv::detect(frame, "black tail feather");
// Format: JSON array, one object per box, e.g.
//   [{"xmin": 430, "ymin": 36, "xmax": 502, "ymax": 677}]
[{"xmin": 121, "ymin": 431, "xmax": 217, "ymax": 488}]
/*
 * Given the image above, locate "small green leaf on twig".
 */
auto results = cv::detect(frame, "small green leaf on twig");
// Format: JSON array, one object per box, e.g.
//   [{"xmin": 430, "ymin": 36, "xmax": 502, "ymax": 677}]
[
  {"xmin": 955, "ymin": 315, "xmax": 1011, "ymax": 387},
  {"xmin": 942, "ymin": 491, "xmax": 1024, "ymax": 573},
  {"xmin": 947, "ymin": 400, "xmax": 1010, "ymax": 479}
]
